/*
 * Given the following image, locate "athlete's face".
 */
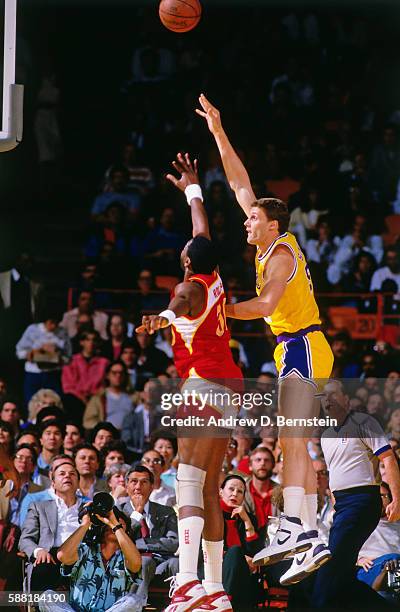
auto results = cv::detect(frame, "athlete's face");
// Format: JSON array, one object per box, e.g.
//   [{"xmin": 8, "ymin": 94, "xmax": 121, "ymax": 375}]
[
  {"xmin": 180, "ymin": 240, "xmax": 192, "ymax": 272},
  {"xmin": 244, "ymin": 207, "xmax": 278, "ymax": 246}
]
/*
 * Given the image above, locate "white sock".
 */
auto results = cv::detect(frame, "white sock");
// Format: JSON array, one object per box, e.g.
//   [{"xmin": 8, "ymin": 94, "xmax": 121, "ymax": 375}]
[
  {"xmin": 283, "ymin": 486, "xmax": 305, "ymax": 520},
  {"xmin": 176, "ymin": 516, "xmax": 204, "ymax": 586},
  {"xmin": 202, "ymin": 539, "xmax": 224, "ymax": 594},
  {"xmin": 301, "ymin": 493, "xmax": 318, "ymax": 532}
]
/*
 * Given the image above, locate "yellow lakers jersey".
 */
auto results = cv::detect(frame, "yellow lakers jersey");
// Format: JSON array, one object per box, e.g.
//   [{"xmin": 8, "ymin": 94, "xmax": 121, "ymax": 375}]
[{"xmin": 255, "ymin": 232, "xmax": 321, "ymax": 335}]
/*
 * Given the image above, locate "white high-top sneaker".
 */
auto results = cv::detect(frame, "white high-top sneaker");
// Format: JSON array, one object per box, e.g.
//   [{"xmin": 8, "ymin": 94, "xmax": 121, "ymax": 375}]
[
  {"xmin": 253, "ymin": 515, "xmax": 315, "ymax": 566},
  {"xmin": 280, "ymin": 531, "xmax": 331, "ymax": 585},
  {"xmin": 164, "ymin": 578, "xmax": 208, "ymax": 612}
]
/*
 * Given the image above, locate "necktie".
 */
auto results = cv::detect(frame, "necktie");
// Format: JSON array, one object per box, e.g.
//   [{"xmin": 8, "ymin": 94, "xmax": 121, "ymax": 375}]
[{"xmin": 140, "ymin": 516, "xmax": 150, "ymax": 538}]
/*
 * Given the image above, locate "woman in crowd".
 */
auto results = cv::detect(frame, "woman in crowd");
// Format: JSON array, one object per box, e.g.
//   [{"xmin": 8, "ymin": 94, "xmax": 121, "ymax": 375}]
[
  {"xmin": 151, "ymin": 431, "xmax": 177, "ymax": 489},
  {"xmin": 83, "ymin": 361, "xmax": 133, "ymax": 430},
  {"xmin": 102, "ymin": 314, "xmax": 129, "ymax": 361},
  {"xmin": 0, "ymin": 443, "xmax": 44, "ymax": 590},
  {"xmin": 219, "ymin": 474, "xmax": 265, "ymax": 612},
  {"xmin": 0, "ymin": 421, "xmax": 15, "ymax": 458},
  {"xmin": 104, "ymin": 462, "xmax": 131, "ymax": 501}
]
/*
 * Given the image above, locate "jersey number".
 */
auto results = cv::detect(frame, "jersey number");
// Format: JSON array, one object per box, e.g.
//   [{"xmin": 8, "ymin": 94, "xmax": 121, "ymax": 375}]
[
  {"xmin": 216, "ymin": 299, "xmax": 227, "ymax": 337},
  {"xmin": 305, "ymin": 264, "xmax": 314, "ymax": 293}
]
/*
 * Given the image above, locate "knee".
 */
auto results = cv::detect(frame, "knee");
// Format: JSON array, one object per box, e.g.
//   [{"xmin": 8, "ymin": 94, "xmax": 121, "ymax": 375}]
[
  {"xmin": 176, "ymin": 463, "xmax": 206, "ymax": 509},
  {"xmin": 140, "ymin": 556, "xmax": 156, "ymax": 577}
]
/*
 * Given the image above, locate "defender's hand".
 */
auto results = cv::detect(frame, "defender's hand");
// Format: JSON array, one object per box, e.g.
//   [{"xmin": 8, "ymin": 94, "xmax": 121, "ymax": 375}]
[
  {"xmin": 196, "ymin": 94, "xmax": 223, "ymax": 134},
  {"xmin": 136, "ymin": 315, "xmax": 169, "ymax": 335},
  {"xmin": 166, "ymin": 152, "xmax": 200, "ymax": 193}
]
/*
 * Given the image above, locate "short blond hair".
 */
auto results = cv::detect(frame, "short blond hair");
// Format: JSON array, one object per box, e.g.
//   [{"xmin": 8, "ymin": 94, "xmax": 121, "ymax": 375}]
[{"xmin": 28, "ymin": 388, "xmax": 63, "ymax": 422}]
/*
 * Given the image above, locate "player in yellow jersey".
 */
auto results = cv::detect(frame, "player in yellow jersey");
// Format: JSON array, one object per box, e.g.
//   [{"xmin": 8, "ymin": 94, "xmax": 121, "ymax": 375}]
[{"xmin": 197, "ymin": 95, "xmax": 334, "ymax": 585}]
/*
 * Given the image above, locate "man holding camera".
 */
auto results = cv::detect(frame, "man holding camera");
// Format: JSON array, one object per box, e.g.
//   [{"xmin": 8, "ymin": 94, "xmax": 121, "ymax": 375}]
[
  {"xmin": 117, "ymin": 465, "xmax": 179, "ymax": 603},
  {"xmin": 40, "ymin": 500, "xmax": 142, "ymax": 612}
]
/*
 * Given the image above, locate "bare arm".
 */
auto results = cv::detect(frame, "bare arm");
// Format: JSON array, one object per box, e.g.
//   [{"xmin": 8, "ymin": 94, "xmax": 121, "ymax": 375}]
[
  {"xmin": 166, "ymin": 152, "xmax": 210, "ymax": 239},
  {"xmin": 136, "ymin": 281, "xmax": 204, "ymax": 334},
  {"xmin": 380, "ymin": 451, "xmax": 400, "ymax": 521},
  {"xmin": 196, "ymin": 94, "xmax": 256, "ymax": 215},
  {"xmin": 225, "ymin": 247, "xmax": 293, "ymax": 320}
]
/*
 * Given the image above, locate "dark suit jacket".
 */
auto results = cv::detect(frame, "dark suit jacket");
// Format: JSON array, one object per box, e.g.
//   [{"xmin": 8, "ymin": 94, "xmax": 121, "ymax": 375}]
[
  {"xmin": 117, "ymin": 499, "xmax": 178, "ymax": 556},
  {"xmin": 121, "ymin": 405, "xmax": 162, "ymax": 454}
]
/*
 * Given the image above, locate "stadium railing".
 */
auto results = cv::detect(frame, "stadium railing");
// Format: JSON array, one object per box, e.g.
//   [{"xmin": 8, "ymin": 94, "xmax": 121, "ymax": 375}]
[{"xmin": 66, "ymin": 288, "xmax": 400, "ymax": 341}]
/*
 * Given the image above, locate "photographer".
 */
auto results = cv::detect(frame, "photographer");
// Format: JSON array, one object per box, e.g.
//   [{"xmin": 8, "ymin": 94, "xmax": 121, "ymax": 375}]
[
  {"xmin": 357, "ymin": 481, "xmax": 400, "ymax": 603},
  {"xmin": 40, "ymin": 498, "xmax": 142, "ymax": 612}
]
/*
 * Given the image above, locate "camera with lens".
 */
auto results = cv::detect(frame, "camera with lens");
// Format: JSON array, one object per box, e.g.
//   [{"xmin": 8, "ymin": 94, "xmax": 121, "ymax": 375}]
[
  {"xmin": 387, "ymin": 559, "xmax": 400, "ymax": 592},
  {"xmin": 79, "ymin": 492, "xmax": 115, "ymax": 544}
]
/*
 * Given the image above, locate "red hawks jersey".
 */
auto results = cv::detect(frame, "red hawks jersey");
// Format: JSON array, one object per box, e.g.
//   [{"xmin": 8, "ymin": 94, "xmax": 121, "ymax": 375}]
[{"xmin": 171, "ymin": 271, "xmax": 242, "ymax": 381}]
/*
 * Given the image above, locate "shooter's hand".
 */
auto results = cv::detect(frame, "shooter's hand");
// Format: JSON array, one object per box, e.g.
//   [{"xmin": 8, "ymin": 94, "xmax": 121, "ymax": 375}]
[
  {"xmin": 196, "ymin": 94, "xmax": 223, "ymax": 135},
  {"xmin": 166, "ymin": 152, "xmax": 200, "ymax": 193},
  {"xmin": 136, "ymin": 315, "xmax": 170, "ymax": 335}
]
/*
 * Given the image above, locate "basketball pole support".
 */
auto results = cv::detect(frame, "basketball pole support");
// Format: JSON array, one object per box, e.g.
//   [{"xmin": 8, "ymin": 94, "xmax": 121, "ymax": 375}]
[{"xmin": 0, "ymin": 0, "xmax": 23, "ymax": 152}]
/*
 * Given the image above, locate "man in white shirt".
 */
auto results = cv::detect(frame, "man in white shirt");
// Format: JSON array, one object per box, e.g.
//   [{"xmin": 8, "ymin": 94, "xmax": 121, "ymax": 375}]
[
  {"xmin": 141, "ymin": 449, "xmax": 176, "ymax": 507},
  {"xmin": 311, "ymin": 380, "xmax": 400, "ymax": 609},
  {"xmin": 357, "ymin": 481, "xmax": 400, "ymax": 602},
  {"xmin": 370, "ymin": 248, "xmax": 400, "ymax": 292},
  {"xmin": 19, "ymin": 461, "xmax": 82, "ymax": 592}
]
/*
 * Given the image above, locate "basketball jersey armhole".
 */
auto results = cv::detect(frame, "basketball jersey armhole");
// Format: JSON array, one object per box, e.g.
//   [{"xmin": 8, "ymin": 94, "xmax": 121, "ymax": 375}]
[
  {"xmin": 269, "ymin": 243, "xmax": 297, "ymax": 283},
  {"xmin": 183, "ymin": 276, "xmax": 208, "ymax": 320}
]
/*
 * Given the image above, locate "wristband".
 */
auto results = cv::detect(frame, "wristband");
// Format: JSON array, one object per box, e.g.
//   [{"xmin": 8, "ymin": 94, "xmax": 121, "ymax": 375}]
[
  {"xmin": 112, "ymin": 523, "xmax": 124, "ymax": 533},
  {"xmin": 185, "ymin": 184, "xmax": 203, "ymax": 205},
  {"xmin": 159, "ymin": 309, "xmax": 176, "ymax": 325}
]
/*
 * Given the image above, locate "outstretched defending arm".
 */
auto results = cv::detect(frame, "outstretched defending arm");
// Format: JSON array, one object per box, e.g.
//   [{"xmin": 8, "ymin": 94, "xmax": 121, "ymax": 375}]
[
  {"xmin": 166, "ymin": 152, "xmax": 210, "ymax": 239},
  {"xmin": 196, "ymin": 94, "xmax": 256, "ymax": 216},
  {"xmin": 225, "ymin": 247, "xmax": 293, "ymax": 320}
]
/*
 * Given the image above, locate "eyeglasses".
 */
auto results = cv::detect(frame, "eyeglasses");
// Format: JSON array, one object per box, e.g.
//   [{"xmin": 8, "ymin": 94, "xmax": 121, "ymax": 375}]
[
  {"xmin": 142, "ymin": 457, "xmax": 163, "ymax": 465},
  {"xmin": 228, "ymin": 443, "xmax": 238, "ymax": 449},
  {"xmin": 316, "ymin": 470, "xmax": 329, "ymax": 476},
  {"xmin": 381, "ymin": 493, "xmax": 391, "ymax": 499},
  {"xmin": 14, "ymin": 455, "xmax": 34, "ymax": 463}
]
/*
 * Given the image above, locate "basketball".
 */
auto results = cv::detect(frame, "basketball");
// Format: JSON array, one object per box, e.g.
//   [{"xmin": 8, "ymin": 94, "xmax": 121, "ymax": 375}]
[{"xmin": 159, "ymin": 0, "xmax": 202, "ymax": 33}]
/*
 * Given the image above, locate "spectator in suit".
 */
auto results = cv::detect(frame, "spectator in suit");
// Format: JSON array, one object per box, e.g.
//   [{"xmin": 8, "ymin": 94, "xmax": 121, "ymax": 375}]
[
  {"xmin": 141, "ymin": 449, "xmax": 176, "ymax": 507},
  {"xmin": 18, "ymin": 460, "xmax": 82, "ymax": 592},
  {"xmin": 16, "ymin": 310, "xmax": 71, "ymax": 404},
  {"xmin": 19, "ymin": 454, "xmax": 84, "ymax": 526},
  {"xmin": 117, "ymin": 466, "xmax": 179, "ymax": 604},
  {"xmin": 62, "ymin": 330, "xmax": 109, "ymax": 424},
  {"xmin": 83, "ymin": 361, "xmax": 134, "ymax": 430},
  {"xmin": 73, "ymin": 443, "xmax": 108, "ymax": 500},
  {"xmin": 121, "ymin": 380, "xmax": 162, "ymax": 459},
  {"xmin": 61, "ymin": 290, "xmax": 108, "ymax": 340}
]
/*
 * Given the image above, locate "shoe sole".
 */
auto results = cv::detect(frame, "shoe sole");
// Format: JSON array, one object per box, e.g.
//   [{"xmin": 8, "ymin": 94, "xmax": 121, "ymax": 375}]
[
  {"xmin": 280, "ymin": 551, "xmax": 332, "ymax": 586},
  {"xmin": 253, "ymin": 541, "xmax": 313, "ymax": 566}
]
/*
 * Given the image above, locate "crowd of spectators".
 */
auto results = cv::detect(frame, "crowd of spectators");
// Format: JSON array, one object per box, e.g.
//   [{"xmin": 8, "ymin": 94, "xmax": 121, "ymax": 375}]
[{"xmin": 1, "ymin": 5, "xmax": 400, "ymax": 611}]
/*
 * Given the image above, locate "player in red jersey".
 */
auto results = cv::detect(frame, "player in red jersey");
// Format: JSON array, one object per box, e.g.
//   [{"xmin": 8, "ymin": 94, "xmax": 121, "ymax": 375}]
[{"xmin": 137, "ymin": 153, "xmax": 242, "ymax": 612}]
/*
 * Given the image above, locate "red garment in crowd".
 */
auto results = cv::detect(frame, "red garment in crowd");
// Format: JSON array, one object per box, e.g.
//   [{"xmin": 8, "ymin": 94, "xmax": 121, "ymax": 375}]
[
  {"xmin": 248, "ymin": 480, "xmax": 272, "ymax": 529},
  {"xmin": 62, "ymin": 353, "xmax": 109, "ymax": 399}
]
